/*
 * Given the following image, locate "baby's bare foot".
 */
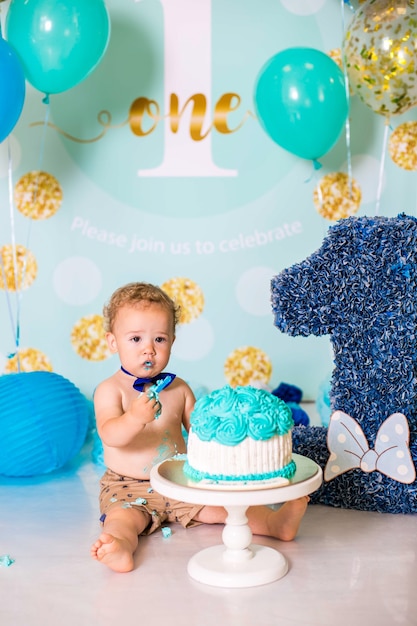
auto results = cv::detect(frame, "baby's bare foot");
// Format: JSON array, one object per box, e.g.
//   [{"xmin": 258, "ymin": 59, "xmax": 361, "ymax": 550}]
[
  {"xmin": 270, "ymin": 496, "xmax": 310, "ymax": 542},
  {"xmin": 91, "ymin": 532, "xmax": 134, "ymax": 573}
]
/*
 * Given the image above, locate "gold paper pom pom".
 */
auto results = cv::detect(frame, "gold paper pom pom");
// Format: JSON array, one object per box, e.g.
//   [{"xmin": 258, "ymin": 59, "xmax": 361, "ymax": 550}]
[
  {"xmin": 389, "ymin": 121, "xmax": 417, "ymax": 171},
  {"xmin": 0, "ymin": 244, "xmax": 37, "ymax": 291},
  {"xmin": 313, "ymin": 172, "xmax": 361, "ymax": 221},
  {"xmin": 71, "ymin": 314, "xmax": 110, "ymax": 361},
  {"xmin": 15, "ymin": 171, "xmax": 63, "ymax": 220},
  {"xmin": 161, "ymin": 277, "xmax": 204, "ymax": 324},
  {"xmin": 5, "ymin": 348, "xmax": 53, "ymax": 373},
  {"xmin": 224, "ymin": 346, "xmax": 272, "ymax": 387}
]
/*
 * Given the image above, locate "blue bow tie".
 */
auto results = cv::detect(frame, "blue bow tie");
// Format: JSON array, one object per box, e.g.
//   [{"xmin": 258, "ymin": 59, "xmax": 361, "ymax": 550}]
[{"xmin": 120, "ymin": 366, "xmax": 176, "ymax": 392}]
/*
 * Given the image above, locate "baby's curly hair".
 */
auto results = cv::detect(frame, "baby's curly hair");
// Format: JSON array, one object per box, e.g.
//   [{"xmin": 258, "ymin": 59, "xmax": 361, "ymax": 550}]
[{"xmin": 103, "ymin": 282, "xmax": 181, "ymax": 333}]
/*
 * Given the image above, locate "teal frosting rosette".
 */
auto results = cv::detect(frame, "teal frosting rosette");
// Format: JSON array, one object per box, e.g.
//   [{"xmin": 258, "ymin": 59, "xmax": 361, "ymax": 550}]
[
  {"xmin": 215, "ymin": 412, "xmax": 247, "ymax": 445},
  {"xmin": 248, "ymin": 392, "xmax": 293, "ymax": 439},
  {"xmin": 190, "ymin": 385, "xmax": 294, "ymax": 445}
]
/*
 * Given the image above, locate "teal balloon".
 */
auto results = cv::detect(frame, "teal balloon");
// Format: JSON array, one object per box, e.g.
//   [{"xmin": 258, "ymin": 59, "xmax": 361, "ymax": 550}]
[
  {"xmin": 5, "ymin": 0, "xmax": 110, "ymax": 95},
  {"xmin": 0, "ymin": 37, "xmax": 25, "ymax": 142},
  {"xmin": 254, "ymin": 47, "xmax": 349, "ymax": 160}
]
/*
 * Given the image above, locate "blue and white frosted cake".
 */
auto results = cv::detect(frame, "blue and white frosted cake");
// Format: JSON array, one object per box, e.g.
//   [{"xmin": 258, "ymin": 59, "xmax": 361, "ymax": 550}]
[{"xmin": 184, "ymin": 385, "xmax": 296, "ymax": 483}]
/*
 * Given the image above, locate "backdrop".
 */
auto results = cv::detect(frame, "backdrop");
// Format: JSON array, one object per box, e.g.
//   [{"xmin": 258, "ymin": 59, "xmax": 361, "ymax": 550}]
[{"xmin": 0, "ymin": 0, "xmax": 415, "ymax": 401}]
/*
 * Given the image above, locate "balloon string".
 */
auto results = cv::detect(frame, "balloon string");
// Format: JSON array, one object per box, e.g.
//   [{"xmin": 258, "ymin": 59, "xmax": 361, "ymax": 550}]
[
  {"xmin": 375, "ymin": 118, "xmax": 390, "ymax": 216},
  {"xmin": 22, "ymin": 100, "xmax": 50, "ymax": 255},
  {"xmin": 1, "ymin": 138, "xmax": 20, "ymax": 370},
  {"xmin": 316, "ymin": 177, "xmax": 324, "ymax": 211},
  {"xmin": 303, "ymin": 159, "xmax": 322, "ymax": 183},
  {"xmin": 7, "ymin": 140, "xmax": 20, "ymax": 360},
  {"xmin": 15, "ymin": 100, "xmax": 51, "ymax": 366},
  {"xmin": 38, "ymin": 98, "xmax": 50, "ymax": 168},
  {"xmin": 1, "ymin": 5, "xmax": 22, "ymax": 370},
  {"xmin": 340, "ymin": 0, "xmax": 353, "ymax": 201},
  {"xmin": 0, "ymin": 255, "xmax": 18, "ymax": 362}
]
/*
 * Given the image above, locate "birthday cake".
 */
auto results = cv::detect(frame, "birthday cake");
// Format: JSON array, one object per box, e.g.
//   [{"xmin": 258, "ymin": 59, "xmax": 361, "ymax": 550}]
[{"xmin": 184, "ymin": 385, "xmax": 296, "ymax": 483}]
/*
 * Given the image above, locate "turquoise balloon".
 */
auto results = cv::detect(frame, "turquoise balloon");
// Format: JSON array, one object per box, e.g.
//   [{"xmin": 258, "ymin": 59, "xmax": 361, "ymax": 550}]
[
  {"xmin": 5, "ymin": 0, "xmax": 110, "ymax": 95},
  {"xmin": 254, "ymin": 47, "xmax": 349, "ymax": 160},
  {"xmin": 0, "ymin": 37, "xmax": 25, "ymax": 142}
]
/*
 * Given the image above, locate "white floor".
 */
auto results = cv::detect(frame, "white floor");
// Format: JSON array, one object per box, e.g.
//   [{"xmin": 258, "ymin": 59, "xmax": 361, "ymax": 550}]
[{"xmin": 1, "ymin": 405, "xmax": 417, "ymax": 626}]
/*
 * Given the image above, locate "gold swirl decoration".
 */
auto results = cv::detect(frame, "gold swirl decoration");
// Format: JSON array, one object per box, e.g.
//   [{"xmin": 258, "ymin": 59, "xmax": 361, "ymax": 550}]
[{"xmin": 30, "ymin": 110, "xmax": 128, "ymax": 144}]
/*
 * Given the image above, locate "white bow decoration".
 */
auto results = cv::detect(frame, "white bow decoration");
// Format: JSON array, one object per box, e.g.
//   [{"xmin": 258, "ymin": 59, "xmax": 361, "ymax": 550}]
[{"xmin": 324, "ymin": 411, "xmax": 416, "ymax": 484}]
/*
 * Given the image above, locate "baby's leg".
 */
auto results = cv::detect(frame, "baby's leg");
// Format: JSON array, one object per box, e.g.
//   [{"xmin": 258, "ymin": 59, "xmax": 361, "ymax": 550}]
[
  {"xmin": 91, "ymin": 507, "xmax": 150, "ymax": 573},
  {"xmin": 194, "ymin": 497, "xmax": 309, "ymax": 542},
  {"xmin": 247, "ymin": 497, "xmax": 310, "ymax": 541}
]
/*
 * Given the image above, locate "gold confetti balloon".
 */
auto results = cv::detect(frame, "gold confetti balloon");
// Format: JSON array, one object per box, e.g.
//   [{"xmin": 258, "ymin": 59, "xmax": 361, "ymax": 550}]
[
  {"xmin": 344, "ymin": 0, "xmax": 417, "ymax": 117},
  {"xmin": 161, "ymin": 277, "xmax": 204, "ymax": 324},
  {"xmin": 389, "ymin": 121, "xmax": 417, "ymax": 170},
  {"xmin": 71, "ymin": 314, "xmax": 111, "ymax": 361},
  {"xmin": 313, "ymin": 172, "xmax": 361, "ymax": 221},
  {"xmin": 0, "ymin": 244, "xmax": 37, "ymax": 290},
  {"xmin": 15, "ymin": 171, "xmax": 63, "ymax": 220},
  {"xmin": 224, "ymin": 346, "xmax": 272, "ymax": 388}
]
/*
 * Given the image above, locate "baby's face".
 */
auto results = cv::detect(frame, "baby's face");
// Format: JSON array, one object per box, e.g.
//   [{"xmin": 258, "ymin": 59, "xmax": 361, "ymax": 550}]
[{"xmin": 107, "ymin": 303, "xmax": 175, "ymax": 377}]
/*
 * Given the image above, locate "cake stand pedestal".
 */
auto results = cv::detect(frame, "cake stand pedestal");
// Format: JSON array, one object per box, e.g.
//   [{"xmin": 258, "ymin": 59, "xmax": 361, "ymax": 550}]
[{"xmin": 150, "ymin": 454, "xmax": 322, "ymax": 588}]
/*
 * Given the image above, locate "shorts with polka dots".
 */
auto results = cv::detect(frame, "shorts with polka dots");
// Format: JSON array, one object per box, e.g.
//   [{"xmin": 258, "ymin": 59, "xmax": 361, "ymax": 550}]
[{"xmin": 99, "ymin": 468, "xmax": 204, "ymax": 535}]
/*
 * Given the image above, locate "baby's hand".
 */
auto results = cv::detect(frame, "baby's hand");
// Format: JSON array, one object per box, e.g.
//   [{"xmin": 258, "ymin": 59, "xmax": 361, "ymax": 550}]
[{"xmin": 132, "ymin": 391, "xmax": 161, "ymax": 424}]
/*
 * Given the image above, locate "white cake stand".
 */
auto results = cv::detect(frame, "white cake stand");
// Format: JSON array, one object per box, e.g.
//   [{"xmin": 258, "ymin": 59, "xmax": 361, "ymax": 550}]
[{"xmin": 150, "ymin": 454, "xmax": 322, "ymax": 588}]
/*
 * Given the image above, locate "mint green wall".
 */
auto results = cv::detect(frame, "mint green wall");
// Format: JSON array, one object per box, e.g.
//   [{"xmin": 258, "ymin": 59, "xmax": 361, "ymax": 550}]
[{"xmin": 0, "ymin": 0, "xmax": 415, "ymax": 400}]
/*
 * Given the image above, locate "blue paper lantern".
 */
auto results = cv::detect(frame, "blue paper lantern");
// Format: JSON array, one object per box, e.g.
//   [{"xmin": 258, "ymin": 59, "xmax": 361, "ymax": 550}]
[{"xmin": 0, "ymin": 371, "xmax": 90, "ymax": 477}]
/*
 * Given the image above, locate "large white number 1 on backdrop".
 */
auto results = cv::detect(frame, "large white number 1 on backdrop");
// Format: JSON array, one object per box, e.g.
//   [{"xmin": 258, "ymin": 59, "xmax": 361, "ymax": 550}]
[{"xmin": 138, "ymin": 0, "xmax": 237, "ymax": 178}]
